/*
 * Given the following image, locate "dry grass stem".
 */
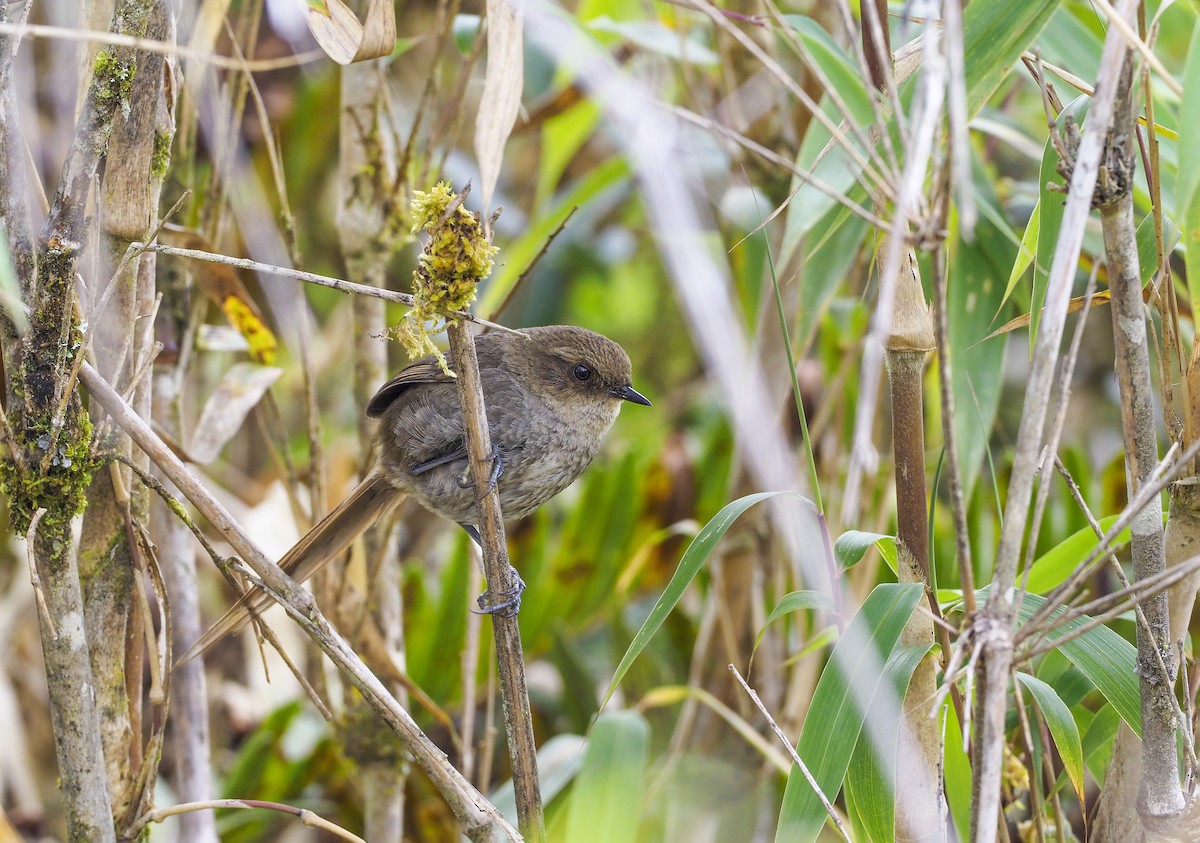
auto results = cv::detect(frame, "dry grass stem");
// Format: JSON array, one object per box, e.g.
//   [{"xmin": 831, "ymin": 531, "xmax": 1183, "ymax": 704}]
[
  {"xmin": 131, "ymin": 799, "xmax": 366, "ymax": 843},
  {"xmin": 0, "ymin": 20, "xmax": 326, "ymax": 71},
  {"xmin": 728, "ymin": 665, "xmax": 851, "ymax": 842}
]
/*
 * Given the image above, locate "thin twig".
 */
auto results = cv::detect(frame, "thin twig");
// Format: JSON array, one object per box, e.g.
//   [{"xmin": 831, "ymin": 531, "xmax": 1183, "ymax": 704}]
[
  {"xmin": 763, "ymin": 0, "xmax": 898, "ymax": 177},
  {"xmin": 1088, "ymin": 0, "xmax": 1183, "ymax": 96},
  {"xmin": 0, "ymin": 21, "xmax": 327, "ymax": 71},
  {"xmin": 692, "ymin": 0, "xmax": 895, "ymax": 204},
  {"xmin": 1027, "ymin": 439, "xmax": 1198, "ymax": 632},
  {"xmin": 104, "ymin": 450, "xmax": 335, "ymax": 720},
  {"xmin": 131, "ymin": 241, "xmax": 524, "ymax": 335},
  {"xmin": 25, "ymin": 509, "xmax": 54, "ymax": 638},
  {"xmin": 728, "ymin": 664, "xmax": 851, "ymax": 842},
  {"xmin": 130, "ymin": 799, "xmax": 366, "ymax": 843},
  {"xmin": 489, "ymin": 207, "xmax": 578, "ymax": 322}
]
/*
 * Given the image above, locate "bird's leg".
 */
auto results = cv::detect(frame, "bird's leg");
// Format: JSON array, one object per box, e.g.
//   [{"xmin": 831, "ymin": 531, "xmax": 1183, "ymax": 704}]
[
  {"xmin": 475, "ymin": 564, "xmax": 526, "ymax": 617},
  {"xmin": 457, "ymin": 443, "xmax": 504, "ymax": 498},
  {"xmin": 459, "ymin": 524, "xmax": 525, "ymax": 616}
]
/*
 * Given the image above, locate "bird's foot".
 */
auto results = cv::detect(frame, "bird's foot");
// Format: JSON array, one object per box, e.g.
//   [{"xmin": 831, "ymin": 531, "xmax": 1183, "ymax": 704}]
[
  {"xmin": 457, "ymin": 444, "xmax": 504, "ymax": 497},
  {"xmin": 475, "ymin": 564, "xmax": 525, "ymax": 617}
]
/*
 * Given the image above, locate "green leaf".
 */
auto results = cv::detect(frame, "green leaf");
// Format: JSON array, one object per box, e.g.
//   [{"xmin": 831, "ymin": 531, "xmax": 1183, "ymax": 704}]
[
  {"xmin": 1016, "ymin": 672, "xmax": 1085, "ymax": 806},
  {"xmin": 603, "ymin": 492, "xmax": 808, "ymax": 705},
  {"xmin": 564, "ymin": 712, "xmax": 649, "ymax": 843},
  {"xmin": 943, "ymin": 699, "xmax": 972, "ymax": 842},
  {"xmin": 1081, "ymin": 704, "xmax": 1121, "ymax": 786},
  {"xmin": 754, "ymin": 590, "xmax": 836, "ymax": 657},
  {"xmin": 775, "ymin": 583, "xmax": 925, "ymax": 842},
  {"xmin": 948, "ymin": 169, "xmax": 1017, "ymax": 496},
  {"xmin": 777, "ymin": 17, "xmax": 875, "ymax": 247},
  {"xmin": 1176, "ymin": 25, "xmax": 1200, "ymax": 315},
  {"xmin": 844, "ymin": 644, "xmax": 935, "ymax": 842},
  {"xmin": 1022, "ymin": 514, "xmax": 1135, "ymax": 595},
  {"xmin": 1013, "ymin": 593, "xmax": 1140, "ymax": 735},
  {"xmin": 1003, "ymin": 200, "xmax": 1040, "ymax": 308},
  {"xmin": 535, "ymin": 99, "xmax": 601, "ymax": 211},
  {"xmin": 1137, "ymin": 211, "xmax": 1179, "ymax": 287},
  {"xmin": 963, "ymin": 0, "xmax": 1062, "ymax": 118},
  {"xmin": 834, "ymin": 530, "xmax": 897, "ymax": 573},
  {"xmin": 764, "ymin": 590, "xmax": 836, "ymax": 627},
  {"xmin": 790, "ymin": 203, "xmax": 870, "ymax": 350},
  {"xmin": 491, "ymin": 734, "xmax": 586, "ymax": 826},
  {"xmin": 1024, "ymin": 519, "xmax": 1122, "ymax": 593}
]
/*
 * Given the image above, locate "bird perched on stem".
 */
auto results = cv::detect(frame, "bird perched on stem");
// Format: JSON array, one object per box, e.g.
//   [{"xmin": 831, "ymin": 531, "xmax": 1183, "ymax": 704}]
[{"xmin": 179, "ymin": 324, "xmax": 650, "ymax": 664}]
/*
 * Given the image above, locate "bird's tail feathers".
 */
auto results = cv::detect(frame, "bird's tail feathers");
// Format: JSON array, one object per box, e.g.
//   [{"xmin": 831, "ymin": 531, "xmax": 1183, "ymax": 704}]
[{"xmin": 176, "ymin": 474, "xmax": 402, "ymax": 666}]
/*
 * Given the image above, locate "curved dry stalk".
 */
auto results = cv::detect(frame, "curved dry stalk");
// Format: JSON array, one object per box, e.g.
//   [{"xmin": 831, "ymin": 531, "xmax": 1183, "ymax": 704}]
[
  {"xmin": 130, "ymin": 799, "xmax": 366, "ymax": 843},
  {"xmin": 79, "ymin": 361, "xmax": 519, "ymax": 843}
]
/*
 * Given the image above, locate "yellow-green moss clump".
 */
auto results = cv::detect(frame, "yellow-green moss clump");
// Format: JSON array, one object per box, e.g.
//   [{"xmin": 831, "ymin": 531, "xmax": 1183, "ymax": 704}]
[
  {"xmin": 391, "ymin": 182, "xmax": 498, "ymax": 375},
  {"xmin": 0, "ymin": 410, "xmax": 95, "ymax": 535}
]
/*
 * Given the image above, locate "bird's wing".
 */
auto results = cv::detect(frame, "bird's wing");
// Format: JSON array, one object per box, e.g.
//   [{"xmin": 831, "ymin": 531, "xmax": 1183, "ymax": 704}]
[
  {"xmin": 366, "ymin": 355, "xmax": 456, "ymax": 418},
  {"xmin": 366, "ymin": 332, "xmax": 510, "ymax": 418}
]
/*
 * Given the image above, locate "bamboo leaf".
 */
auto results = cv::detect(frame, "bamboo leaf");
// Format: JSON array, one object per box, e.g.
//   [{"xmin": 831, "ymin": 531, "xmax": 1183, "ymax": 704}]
[
  {"xmin": 948, "ymin": 170, "xmax": 1016, "ymax": 496},
  {"xmin": 564, "ymin": 711, "xmax": 649, "ymax": 843},
  {"xmin": 844, "ymin": 644, "xmax": 935, "ymax": 842},
  {"xmin": 775, "ymin": 583, "xmax": 925, "ymax": 842},
  {"xmin": 963, "ymin": 0, "xmax": 1062, "ymax": 118},
  {"xmin": 753, "ymin": 590, "xmax": 836, "ymax": 658},
  {"xmin": 1003, "ymin": 200, "xmax": 1040, "ymax": 308},
  {"xmin": 1014, "ymin": 594, "xmax": 1140, "ymax": 734},
  {"xmin": 1179, "ymin": 25, "xmax": 1200, "ymax": 315},
  {"xmin": 834, "ymin": 530, "xmax": 897, "ymax": 573},
  {"xmin": 1017, "ymin": 672, "xmax": 1085, "ymax": 806},
  {"xmin": 603, "ymin": 492, "xmax": 807, "ymax": 705}
]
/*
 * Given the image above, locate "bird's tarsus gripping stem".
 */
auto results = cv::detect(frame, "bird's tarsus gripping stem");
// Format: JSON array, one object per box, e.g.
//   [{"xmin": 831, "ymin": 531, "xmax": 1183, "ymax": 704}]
[
  {"xmin": 475, "ymin": 564, "xmax": 526, "ymax": 617},
  {"xmin": 457, "ymin": 443, "xmax": 503, "ymax": 498}
]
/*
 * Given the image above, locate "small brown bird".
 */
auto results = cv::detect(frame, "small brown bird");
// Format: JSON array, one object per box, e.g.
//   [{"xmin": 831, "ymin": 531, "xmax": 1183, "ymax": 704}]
[{"xmin": 180, "ymin": 325, "xmax": 649, "ymax": 663}]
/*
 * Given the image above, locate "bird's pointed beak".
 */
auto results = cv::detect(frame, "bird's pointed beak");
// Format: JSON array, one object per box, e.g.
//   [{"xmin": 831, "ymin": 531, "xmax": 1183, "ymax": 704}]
[{"xmin": 611, "ymin": 384, "xmax": 652, "ymax": 406}]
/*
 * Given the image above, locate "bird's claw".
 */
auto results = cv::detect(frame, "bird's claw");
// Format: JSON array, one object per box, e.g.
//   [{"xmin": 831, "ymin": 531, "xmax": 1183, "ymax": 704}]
[
  {"xmin": 475, "ymin": 565, "xmax": 525, "ymax": 617},
  {"xmin": 457, "ymin": 444, "xmax": 504, "ymax": 498}
]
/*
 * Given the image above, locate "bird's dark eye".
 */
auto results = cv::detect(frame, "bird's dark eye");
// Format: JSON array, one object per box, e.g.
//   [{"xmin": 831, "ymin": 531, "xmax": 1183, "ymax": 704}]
[{"xmin": 572, "ymin": 363, "xmax": 593, "ymax": 382}]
